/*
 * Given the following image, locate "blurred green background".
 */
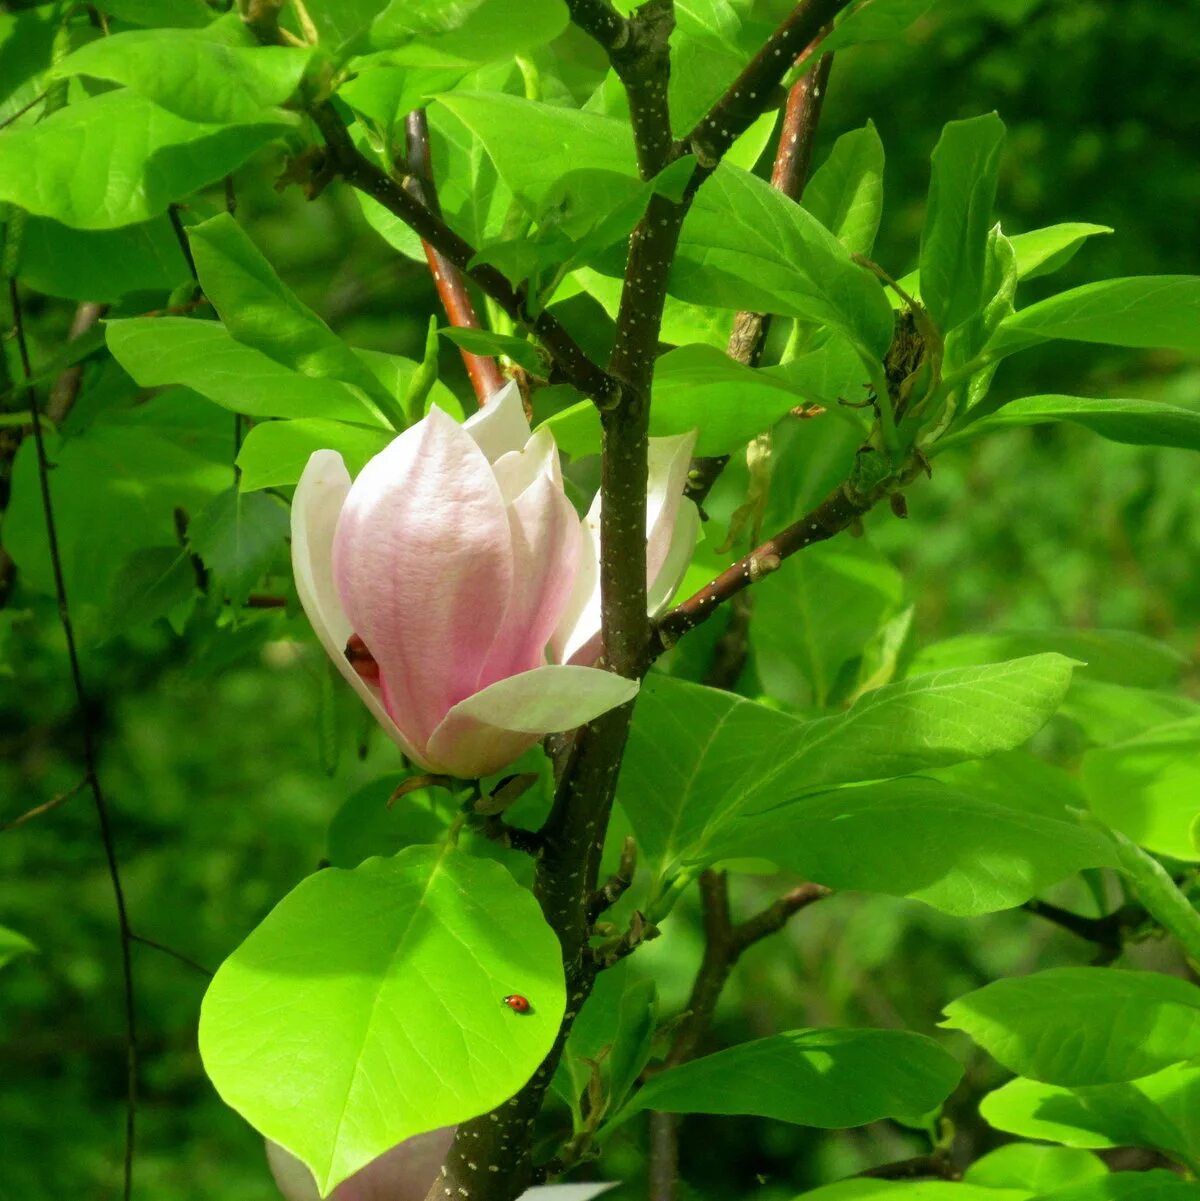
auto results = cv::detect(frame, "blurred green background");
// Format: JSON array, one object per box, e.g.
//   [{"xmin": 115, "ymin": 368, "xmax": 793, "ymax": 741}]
[{"xmin": 2, "ymin": 1, "xmax": 1199, "ymax": 1198}]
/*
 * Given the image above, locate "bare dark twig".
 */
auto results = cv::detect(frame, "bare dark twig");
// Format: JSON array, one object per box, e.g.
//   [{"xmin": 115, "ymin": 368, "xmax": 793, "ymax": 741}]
[
  {"xmin": 403, "ymin": 110, "xmax": 505, "ymax": 406},
  {"xmin": 47, "ymin": 302, "xmax": 107, "ymax": 425},
  {"xmin": 10, "ymin": 278, "xmax": 138, "ymax": 1201},
  {"xmin": 130, "ymin": 932, "xmax": 213, "ymax": 978},
  {"xmin": 0, "ymin": 776, "xmax": 87, "ymax": 832}
]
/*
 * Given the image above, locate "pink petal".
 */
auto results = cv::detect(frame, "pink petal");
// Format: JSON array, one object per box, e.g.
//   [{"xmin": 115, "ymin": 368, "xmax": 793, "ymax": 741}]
[
  {"xmin": 550, "ymin": 492, "xmax": 601, "ymax": 665},
  {"xmin": 290, "ymin": 451, "xmax": 425, "ymax": 763},
  {"xmin": 463, "ymin": 379, "xmax": 530, "ymax": 462},
  {"xmin": 426, "ymin": 666, "xmax": 639, "ymax": 778},
  {"xmin": 478, "ymin": 471, "xmax": 582, "ymax": 687},
  {"xmin": 333, "ymin": 409, "xmax": 515, "ymax": 751}
]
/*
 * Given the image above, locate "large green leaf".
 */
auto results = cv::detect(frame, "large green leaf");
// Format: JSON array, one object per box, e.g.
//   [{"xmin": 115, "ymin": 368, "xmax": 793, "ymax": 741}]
[
  {"xmin": 199, "ymin": 845, "xmax": 566, "ymax": 1197},
  {"xmin": 980, "ymin": 1062, "xmax": 1200, "ymax": 1173},
  {"xmin": 17, "ymin": 215, "xmax": 189, "ymax": 302},
  {"xmin": 943, "ymin": 968, "xmax": 1200, "ymax": 1086},
  {"xmin": 673, "ymin": 163, "xmax": 896, "ymax": 359},
  {"xmin": 714, "ymin": 777, "xmax": 1117, "ymax": 916},
  {"xmin": 369, "ymin": 0, "xmax": 569, "ymax": 60},
  {"xmin": 990, "ymin": 276, "xmax": 1200, "ymax": 358},
  {"xmin": 669, "ymin": 0, "xmax": 749, "ymax": 133},
  {"xmin": 106, "ymin": 318, "xmax": 391, "ymax": 425},
  {"xmin": 54, "ymin": 29, "xmax": 311, "ymax": 125},
  {"xmin": 1061, "ymin": 681, "xmax": 1200, "ymax": 747},
  {"xmin": 1081, "ymin": 717, "xmax": 1200, "ymax": 861},
  {"xmin": 0, "ymin": 89, "xmax": 285, "ymax": 229},
  {"xmin": 821, "ymin": 0, "xmax": 937, "ymax": 53},
  {"xmin": 803, "ymin": 121, "xmax": 886, "ymax": 257},
  {"xmin": 542, "ymin": 343, "xmax": 820, "ymax": 459},
  {"xmin": 187, "ymin": 214, "xmax": 400, "ymax": 418},
  {"xmin": 623, "ymin": 1028, "xmax": 960, "ymax": 1129},
  {"xmin": 963, "ymin": 1144, "xmax": 1107, "ymax": 1193},
  {"xmin": 1037, "ymin": 1172, "xmax": 1200, "ymax": 1200},
  {"xmin": 236, "ymin": 419, "xmax": 394, "ymax": 492},
  {"xmin": 919, "ymin": 113, "xmax": 1006, "ymax": 338},
  {"xmin": 908, "ymin": 629, "xmax": 1185, "ymax": 689},
  {"xmin": 792, "ymin": 1184, "xmax": 1027, "ymax": 1200},
  {"xmin": 619, "ymin": 655, "xmax": 1080, "ymax": 881},
  {"xmin": 942, "ymin": 395, "xmax": 1200, "ymax": 454}
]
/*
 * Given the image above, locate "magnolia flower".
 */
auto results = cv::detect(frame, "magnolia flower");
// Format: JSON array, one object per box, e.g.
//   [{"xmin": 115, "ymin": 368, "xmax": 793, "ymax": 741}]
[
  {"xmin": 267, "ymin": 1134, "xmax": 615, "ymax": 1201},
  {"xmin": 291, "ymin": 382, "xmax": 697, "ymax": 779}
]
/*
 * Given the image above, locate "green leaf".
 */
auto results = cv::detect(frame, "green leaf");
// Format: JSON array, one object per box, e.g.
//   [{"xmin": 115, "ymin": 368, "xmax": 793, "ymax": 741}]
[
  {"xmin": 186, "ymin": 214, "xmax": 401, "ymax": 419},
  {"xmin": 963, "ymin": 1145, "xmax": 1107, "ymax": 1193},
  {"xmin": 54, "ymin": 30, "xmax": 311, "ymax": 125},
  {"xmin": 0, "ymin": 925, "xmax": 36, "ymax": 971},
  {"xmin": 1081, "ymin": 717, "xmax": 1200, "ymax": 862},
  {"xmin": 793, "ymin": 1183, "xmax": 1026, "ymax": 1200},
  {"xmin": 1008, "ymin": 223, "xmax": 1112, "ymax": 281},
  {"xmin": 188, "ymin": 487, "xmax": 289, "ymax": 606},
  {"xmin": 942, "ymin": 968, "xmax": 1200, "ymax": 1086},
  {"xmin": 542, "ymin": 343, "xmax": 823, "ymax": 459},
  {"xmin": 749, "ymin": 538, "xmax": 903, "ymax": 708},
  {"xmin": 236, "ymin": 419, "xmax": 393, "ymax": 492},
  {"xmin": 440, "ymin": 328, "xmax": 541, "ymax": 372},
  {"xmin": 437, "ymin": 92, "xmax": 635, "ymax": 213},
  {"xmin": 802, "ymin": 121, "xmax": 886, "ymax": 256},
  {"xmin": 326, "ymin": 777, "xmax": 448, "ymax": 869},
  {"xmin": 17, "ymin": 215, "xmax": 189, "ymax": 302},
  {"xmin": 714, "ymin": 777, "xmax": 1117, "ymax": 916},
  {"xmin": 821, "ymin": 0, "xmax": 937, "ymax": 53},
  {"xmin": 96, "ymin": 0, "xmax": 215, "ymax": 27},
  {"xmin": 369, "ymin": 0, "xmax": 568, "ymax": 61},
  {"xmin": 621, "ymin": 1028, "xmax": 961, "ymax": 1129},
  {"xmin": 1038, "ymin": 1172, "xmax": 1200, "ymax": 1200},
  {"xmin": 980, "ymin": 1062, "xmax": 1200, "ymax": 1172},
  {"xmin": 674, "ymin": 163, "xmax": 896, "ymax": 359},
  {"xmin": 0, "ymin": 89, "xmax": 285, "ymax": 229},
  {"xmin": 106, "ymin": 318, "xmax": 390, "ymax": 425},
  {"xmin": 991, "ymin": 276, "xmax": 1200, "ymax": 358},
  {"xmin": 108, "ymin": 545, "xmax": 197, "ymax": 633},
  {"xmin": 199, "ymin": 845, "xmax": 567, "ymax": 1197},
  {"xmin": 669, "ymin": 0, "xmax": 749, "ymax": 134},
  {"xmin": 1061, "ymin": 680, "xmax": 1200, "ymax": 746},
  {"xmin": 290, "ymin": 0, "xmax": 385, "ymax": 56},
  {"xmin": 927, "ymin": 752, "xmax": 1087, "ymax": 822},
  {"xmin": 908, "ymin": 629, "xmax": 1185, "ymax": 689},
  {"xmin": 942, "ymin": 395, "xmax": 1200, "ymax": 455},
  {"xmin": 618, "ymin": 655, "xmax": 1081, "ymax": 881},
  {"xmin": 919, "ymin": 113, "xmax": 1007, "ymax": 338}
]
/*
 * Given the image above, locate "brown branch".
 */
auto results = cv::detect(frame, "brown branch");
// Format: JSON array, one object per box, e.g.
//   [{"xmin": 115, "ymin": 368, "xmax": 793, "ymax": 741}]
[
  {"xmin": 589, "ymin": 835, "xmax": 637, "ymax": 922},
  {"xmin": 563, "ymin": 0, "xmax": 630, "ymax": 51},
  {"xmin": 0, "ymin": 776, "xmax": 87, "ymax": 832},
  {"xmin": 306, "ymin": 102, "xmax": 616, "ymax": 404},
  {"xmin": 860, "ymin": 1153, "xmax": 957, "ymax": 1181},
  {"xmin": 10, "ymin": 278, "xmax": 138, "ymax": 1201},
  {"xmin": 403, "ymin": 110, "xmax": 505, "ymax": 406},
  {"xmin": 687, "ymin": 37, "xmax": 835, "ymax": 509},
  {"xmin": 611, "ymin": 1, "xmax": 677, "ymax": 178}
]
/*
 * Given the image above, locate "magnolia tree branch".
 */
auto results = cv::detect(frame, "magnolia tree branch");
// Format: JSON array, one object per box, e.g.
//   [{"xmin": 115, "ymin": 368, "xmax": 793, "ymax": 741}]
[
  {"xmin": 307, "ymin": 103, "xmax": 616, "ymax": 403},
  {"xmin": 403, "ymin": 110, "xmax": 505, "ymax": 406}
]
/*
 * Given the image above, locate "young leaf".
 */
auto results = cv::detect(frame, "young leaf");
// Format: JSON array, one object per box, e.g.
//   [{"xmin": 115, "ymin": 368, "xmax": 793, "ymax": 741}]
[
  {"xmin": 673, "ymin": 163, "xmax": 896, "ymax": 359},
  {"xmin": 1038, "ymin": 1173, "xmax": 1200, "ymax": 1201},
  {"xmin": 236, "ymin": 419, "xmax": 394, "ymax": 492},
  {"xmin": 54, "ymin": 29, "xmax": 312, "ymax": 125},
  {"xmin": 198, "ymin": 845, "xmax": 567, "ymax": 1198},
  {"xmin": 0, "ymin": 89, "xmax": 286, "ymax": 229},
  {"xmin": 1082, "ymin": 716, "xmax": 1200, "ymax": 862},
  {"xmin": 106, "ymin": 318, "xmax": 391, "ymax": 426},
  {"xmin": 188, "ymin": 487, "xmax": 289, "ymax": 606},
  {"xmin": 943, "ymin": 968, "xmax": 1200, "ymax": 1086},
  {"xmin": 369, "ymin": 0, "xmax": 570, "ymax": 61},
  {"xmin": 821, "ymin": 0, "xmax": 938, "ymax": 53},
  {"xmin": 802, "ymin": 121, "xmax": 886, "ymax": 257},
  {"xmin": 939, "ymin": 394, "xmax": 1200, "ymax": 455},
  {"xmin": 0, "ymin": 925, "xmax": 36, "ymax": 972},
  {"xmin": 980, "ymin": 1062, "xmax": 1200, "ymax": 1172},
  {"xmin": 1008, "ymin": 223, "xmax": 1112, "ymax": 281},
  {"xmin": 669, "ymin": 0, "xmax": 749, "ymax": 134},
  {"xmin": 990, "ymin": 276, "xmax": 1200, "ymax": 358},
  {"xmin": 620, "ymin": 1028, "xmax": 961, "ymax": 1129},
  {"xmin": 439, "ymin": 328, "xmax": 541, "ymax": 373},
  {"xmin": 711, "ymin": 777, "xmax": 1117, "ymax": 916},
  {"xmin": 919, "ymin": 113, "xmax": 1006, "ymax": 339}
]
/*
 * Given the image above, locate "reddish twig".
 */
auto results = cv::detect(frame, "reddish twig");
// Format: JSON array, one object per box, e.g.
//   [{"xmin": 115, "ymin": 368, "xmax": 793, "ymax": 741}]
[{"xmin": 403, "ymin": 110, "xmax": 505, "ymax": 407}]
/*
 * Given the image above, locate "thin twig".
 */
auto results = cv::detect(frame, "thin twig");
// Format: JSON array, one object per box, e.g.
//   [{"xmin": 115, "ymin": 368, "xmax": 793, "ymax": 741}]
[
  {"xmin": 47, "ymin": 302, "xmax": 107, "ymax": 425},
  {"xmin": 403, "ymin": 110, "xmax": 505, "ymax": 406},
  {"xmin": 10, "ymin": 278, "xmax": 138, "ymax": 1200},
  {"xmin": 129, "ymin": 932, "xmax": 213, "ymax": 978},
  {"xmin": 0, "ymin": 776, "xmax": 87, "ymax": 832},
  {"xmin": 859, "ymin": 1153, "xmax": 957, "ymax": 1181}
]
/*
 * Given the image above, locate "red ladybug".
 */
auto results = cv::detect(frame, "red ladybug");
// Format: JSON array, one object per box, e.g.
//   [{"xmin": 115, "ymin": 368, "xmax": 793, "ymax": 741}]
[{"xmin": 502, "ymin": 994, "xmax": 532, "ymax": 1014}]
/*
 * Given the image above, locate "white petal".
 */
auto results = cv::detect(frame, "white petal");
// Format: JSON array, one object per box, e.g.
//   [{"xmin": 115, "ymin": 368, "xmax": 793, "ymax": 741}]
[
  {"xmin": 463, "ymin": 379, "xmax": 530, "ymax": 462},
  {"xmin": 646, "ymin": 497, "xmax": 700, "ymax": 616}
]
